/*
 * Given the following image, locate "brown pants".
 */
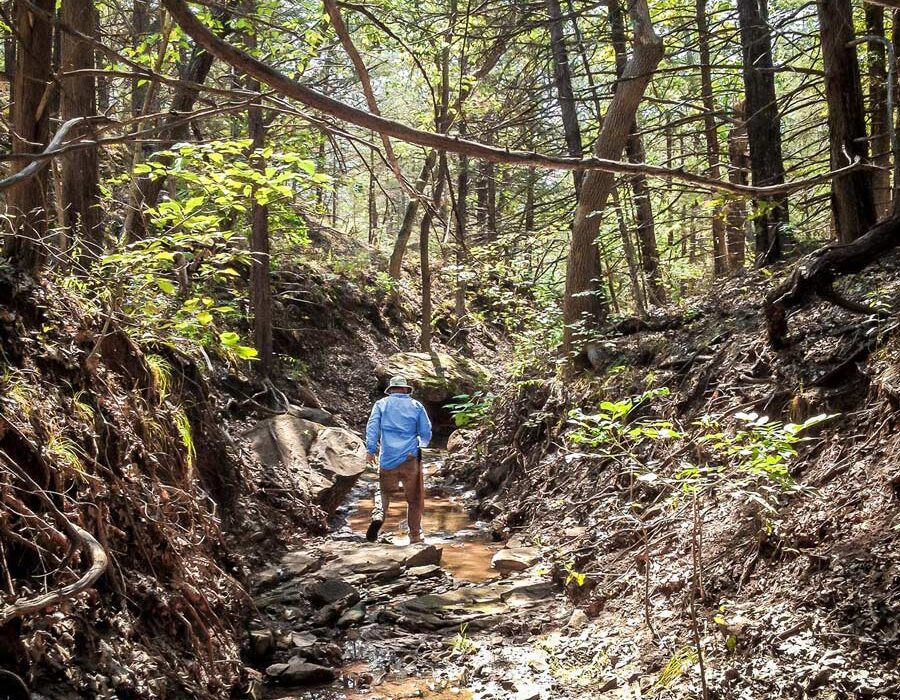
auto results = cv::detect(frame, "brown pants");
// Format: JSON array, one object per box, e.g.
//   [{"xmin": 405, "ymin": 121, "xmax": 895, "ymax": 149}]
[{"xmin": 372, "ymin": 455, "xmax": 424, "ymax": 542}]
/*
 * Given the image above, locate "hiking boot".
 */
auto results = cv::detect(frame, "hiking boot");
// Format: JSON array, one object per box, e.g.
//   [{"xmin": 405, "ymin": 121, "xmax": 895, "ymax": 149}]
[{"xmin": 366, "ymin": 519, "xmax": 383, "ymax": 542}]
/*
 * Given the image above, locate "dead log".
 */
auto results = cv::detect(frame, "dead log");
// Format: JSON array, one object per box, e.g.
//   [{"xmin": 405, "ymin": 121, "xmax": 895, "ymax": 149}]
[{"xmin": 764, "ymin": 213, "xmax": 900, "ymax": 347}]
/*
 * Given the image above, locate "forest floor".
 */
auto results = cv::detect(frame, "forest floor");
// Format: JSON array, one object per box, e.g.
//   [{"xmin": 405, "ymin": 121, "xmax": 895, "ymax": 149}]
[{"xmin": 4, "ymin": 243, "xmax": 900, "ymax": 699}]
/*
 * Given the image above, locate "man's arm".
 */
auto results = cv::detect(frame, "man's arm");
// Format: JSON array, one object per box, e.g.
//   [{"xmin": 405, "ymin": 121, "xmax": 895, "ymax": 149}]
[
  {"xmin": 365, "ymin": 402, "xmax": 381, "ymax": 461},
  {"xmin": 417, "ymin": 402, "xmax": 433, "ymax": 448}
]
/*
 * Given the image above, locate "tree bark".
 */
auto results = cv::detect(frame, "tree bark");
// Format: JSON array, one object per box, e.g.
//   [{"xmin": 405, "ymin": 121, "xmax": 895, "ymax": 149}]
[
  {"xmin": 726, "ymin": 101, "xmax": 749, "ymax": 270},
  {"xmin": 562, "ymin": 0, "xmax": 663, "ymax": 368},
  {"xmin": 420, "ymin": 159, "xmax": 447, "ymax": 353},
  {"xmin": 736, "ymin": 0, "xmax": 788, "ymax": 265},
  {"xmin": 388, "ymin": 151, "xmax": 437, "ymax": 278},
  {"xmin": 4, "ymin": 0, "xmax": 54, "ymax": 273},
  {"xmin": 866, "ymin": 4, "xmax": 891, "ymax": 218},
  {"xmin": 608, "ymin": 0, "xmax": 665, "ymax": 306},
  {"xmin": 246, "ymin": 14, "xmax": 272, "ymax": 375},
  {"xmin": 453, "ymin": 121, "xmax": 469, "ymax": 322},
  {"xmin": 59, "ymin": 0, "xmax": 102, "ymax": 268},
  {"xmin": 695, "ymin": 0, "xmax": 728, "ymax": 276},
  {"xmin": 817, "ymin": 0, "xmax": 876, "ymax": 242},
  {"xmin": 546, "ymin": 0, "xmax": 583, "ymax": 194}
]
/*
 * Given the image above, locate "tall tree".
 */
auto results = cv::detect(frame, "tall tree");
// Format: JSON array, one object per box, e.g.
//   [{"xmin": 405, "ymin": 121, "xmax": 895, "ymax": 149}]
[
  {"xmin": 562, "ymin": 0, "xmax": 663, "ymax": 367},
  {"xmin": 866, "ymin": 5, "xmax": 891, "ymax": 218},
  {"xmin": 4, "ymin": 0, "xmax": 55, "ymax": 273},
  {"xmin": 726, "ymin": 101, "xmax": 749, "ymax": 270},
  {"xmin": 817, "ymin": 0, "xmax": 876, "ymax": 242},
  {"xmin": 736, "ymin": 0, "xmax": 788, "ymax": 265},
  {"xmin": 695, "ymin": 0, "xmax": 728, "ymax": 277},
  {"xmin": 546, "ymin": 0, "xmax": 583, "ymax": 194},
  {"xmin": 245, "ymin": 12, "xmax": 273, "ymax": 375},
  {"xmin": 60, "ymin": 0, "xmax": 102, "ymax": 266},
  {"xmin": 608, "ymin": 0, "xmax": 665, "ymax": 305}
]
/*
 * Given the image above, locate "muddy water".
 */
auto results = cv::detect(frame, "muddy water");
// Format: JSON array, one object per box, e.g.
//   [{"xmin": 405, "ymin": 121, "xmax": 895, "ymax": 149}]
[{"xmin": 345, "ymin": 455, "xmax": 501, "ymax": 583}]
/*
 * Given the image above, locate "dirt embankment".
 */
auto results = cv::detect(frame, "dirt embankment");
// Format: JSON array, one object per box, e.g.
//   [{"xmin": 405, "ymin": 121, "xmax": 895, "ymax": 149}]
[{"xmin": 447, "ymin": 263, "xmax": 900, "ymax": 697}]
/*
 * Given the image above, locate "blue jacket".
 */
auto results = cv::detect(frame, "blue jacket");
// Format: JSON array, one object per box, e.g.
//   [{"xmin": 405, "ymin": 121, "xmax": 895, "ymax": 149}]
[{"xmin": 365, "ymin": 393, "xmax": 432, "ymax": 470}]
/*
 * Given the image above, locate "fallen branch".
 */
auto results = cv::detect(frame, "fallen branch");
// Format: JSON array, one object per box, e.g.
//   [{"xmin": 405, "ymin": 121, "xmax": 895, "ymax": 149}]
[
  {"xmin": 764, "ymin": 213, "xmax": 900, "ymax": 348},
  {"xmin": 161, "ymin": 0, "xmax": 861, "ymax": 197},
  {"xmin": 0, "ymin": 524, "xmax": 107, "ymax": 625}
]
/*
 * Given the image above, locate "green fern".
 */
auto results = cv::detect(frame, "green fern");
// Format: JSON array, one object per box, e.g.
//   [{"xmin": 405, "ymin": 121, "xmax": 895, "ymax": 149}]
[
  {"xmin": 146, "ymin": 354, "xmax": 173, "ymax": 401},
  {"xmin": 174, "ymin": 408, "xmax": 196, "ymax": 474}
]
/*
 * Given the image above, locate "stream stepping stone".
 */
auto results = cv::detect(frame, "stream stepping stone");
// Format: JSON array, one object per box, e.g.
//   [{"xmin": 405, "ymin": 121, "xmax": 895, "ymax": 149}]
[
  {"xmin": 265, "ymin": 657, "xmax": 336, "ymax": 685},
  {"xmin": 491, "ymin": 547, "xmax": 540, "ymax": 573},
  {"xmin": 305, "ymin": 577, "xmax": 360, "ymax": 605}
]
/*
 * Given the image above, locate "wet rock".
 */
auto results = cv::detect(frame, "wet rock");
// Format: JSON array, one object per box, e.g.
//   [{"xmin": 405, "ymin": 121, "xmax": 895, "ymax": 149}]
[
  {"xmin": 288, "ymin": 631, "xmax": 317, "ymax": 650},
  {"xmin": 246, "ymin": 415, "xmax": 365, "ymax": 515},
  {"xmin": 376, "ymin": 351, "xmax": 490, "ymax": 404},
  {"xmin": 406, "ymin": 564, "xmax": 442, "ymax": 579},
  {"xmin": 491, "ymin": 547, "xmax": 540, "ymax": 573},
  {"xmin": 318, "ymin": 543, "xmax": 442, "ymax": 580},
  {"xmin": 265, "ymin": 657, "xmax": 336, "ymax": 685},
  {"xmin": 502, "ymin": 580, "xmax": 554, "ymax": 607},
  {"xmin": 306, "ymin": 577, "xmax": 360, "ymax": 606},
  {"xmin": 249, "ymin": 629, "xmax": 275, "ymax": 660},
  {"xmin": 337, "ymin": 603, "xmax": 366, "ymax": 627}
]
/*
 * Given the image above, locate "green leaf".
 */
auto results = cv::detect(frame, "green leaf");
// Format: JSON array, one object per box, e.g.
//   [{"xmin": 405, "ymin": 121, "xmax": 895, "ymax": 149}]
[
  {"xmin": 219, "ymin": 331, "xmax": 240, "ymax": 347},
  {"xmin": 155, "ymin": 278, "xmax": 176, "ymax": 295},
  {"xmin": 235, "ymin": 345, "xmax": 259, "ymax": 360}
]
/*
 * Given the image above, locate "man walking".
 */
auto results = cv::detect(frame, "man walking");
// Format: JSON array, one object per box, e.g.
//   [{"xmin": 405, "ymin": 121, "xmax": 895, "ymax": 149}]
[{"xmin": 365, "ymin": 375, "xmax": 432, "ymax": 544}]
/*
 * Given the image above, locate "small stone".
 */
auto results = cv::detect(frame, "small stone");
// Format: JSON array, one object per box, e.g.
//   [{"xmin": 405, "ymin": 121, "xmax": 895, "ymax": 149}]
[
  {"xmin": 337, "ymin": 603, "xmax": 366, "ymax": 628},
  {"xmin": 567, "ymin": 609, "xmax": 589, "ymax": 630},
  {"xmin": 491, "ymin": 547, "xmax": 540, "ymax": 573},
  {"xmin": 404, "ymin": 545, "xmax": 443, "ymax": 569},
  {"xmin": 265, "ymin": 657, "xmax": 336, "ymax": 685},
  {"xmin": 249, "ymin": 629, "xmax": 275, "ymax": 660},
  {"xmin": 289, "ymin": 631, "xmax": 317, "ymax": 649}
]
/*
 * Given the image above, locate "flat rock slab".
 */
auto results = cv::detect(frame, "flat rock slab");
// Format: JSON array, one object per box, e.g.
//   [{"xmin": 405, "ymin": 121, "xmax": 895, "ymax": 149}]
[
  {"xmin": 318, "ymin": 543, "xmax": 443, "ymax": 581},
  {"xmin": 246, "ymin": 415, "xmax": 366, "ymax": 515},
  {"xmin": 492, "ymin": 547, "xmax": 540, "ymax": 573},
  {"xmin": 265, "ymin": 657, "xmax": 336, "ymax": 685},
  {"xmin": 396, "ymin": 578, "xmax": 554, "ymax": 631}
]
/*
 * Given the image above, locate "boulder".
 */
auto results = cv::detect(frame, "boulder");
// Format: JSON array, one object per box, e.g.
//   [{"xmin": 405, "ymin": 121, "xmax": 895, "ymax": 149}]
[
  {"xmin": 245, "ymin": 415, "xmax": 365, "ymax": 515},
  {"xmin": 265, "ymin": 657, "xmax": 336, "ymax": 685},
  {"xmin": 491, "ymin": 547, "xmax": 540, "ymax": 573},
  {"xmin": 376, "ymin": 351, "xmax": 490, "ymax": 404}
]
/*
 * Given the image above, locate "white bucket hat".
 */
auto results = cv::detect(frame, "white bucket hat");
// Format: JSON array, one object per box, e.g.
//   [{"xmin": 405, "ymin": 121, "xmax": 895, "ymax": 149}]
[{"xmin": 385, "ymin": 375, "xmax": 413, "ymax": 394}]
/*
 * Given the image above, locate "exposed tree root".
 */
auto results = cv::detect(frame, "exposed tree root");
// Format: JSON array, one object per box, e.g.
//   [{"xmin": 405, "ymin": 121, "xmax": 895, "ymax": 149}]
[{"xmin": 764, "ymin": 213, "xmax": 900, "ymax": 348}]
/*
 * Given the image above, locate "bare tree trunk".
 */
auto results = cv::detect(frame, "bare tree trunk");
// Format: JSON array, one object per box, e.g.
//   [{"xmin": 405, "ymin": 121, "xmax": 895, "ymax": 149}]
[
  {"xmin": 613, "ymin": 186, "xmax": 647, "ymax": 317},
  {"xmin": 563, "ymin": 0, "xmax": 663, "ymax": 368},
  {"xmin": 524, "ymin": 166, "xmax": 536, "ymax": 233},
  {"xmin": 453, "ymin": 121, "xmax": 469, "ymax": 322},
  {"xmin": 726, "ymin": 101, "xmax": 749, "ymax": 271},
  {"xmin": 420, "ymin": 159, "xmax": 447, "ymax": 353},
  {"xmin": 736, "ymin": 0, "xmax": 788, "ymax": 265},
  {"xmin": 60, "ymin": 0, "xmax": 102, "ymax": 268},
  {"xmin": 246, "ymin": 15, "xmax": 272, "ymax": 375},
  {"xmin": 695, "ymin": 0, "xmax": 728, "ymax": 276},
  {"xmin": 546, "ymin": 0, "xmax": 582, "ymax": 194},
  {"xmin": 4, "ymin": 0, "xmax": 54, "ymax": 273},
  {"xmin": 389, "ymin": 151, "xmax": 437, "ymax": 278},
  {"xmin": 867, "ymin": 5, "xmax": 891, "ymax": 218},
  {"xmin": 368, "ymin": 142, "xmax": 378, "ymax": 246},
  {"xmin": 817, "ymin": 0, "xmax": 876, "ymax": 242},
  {"xmin": 608, "ymin": 0, "xmax": 665, "ymax": 306}
]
